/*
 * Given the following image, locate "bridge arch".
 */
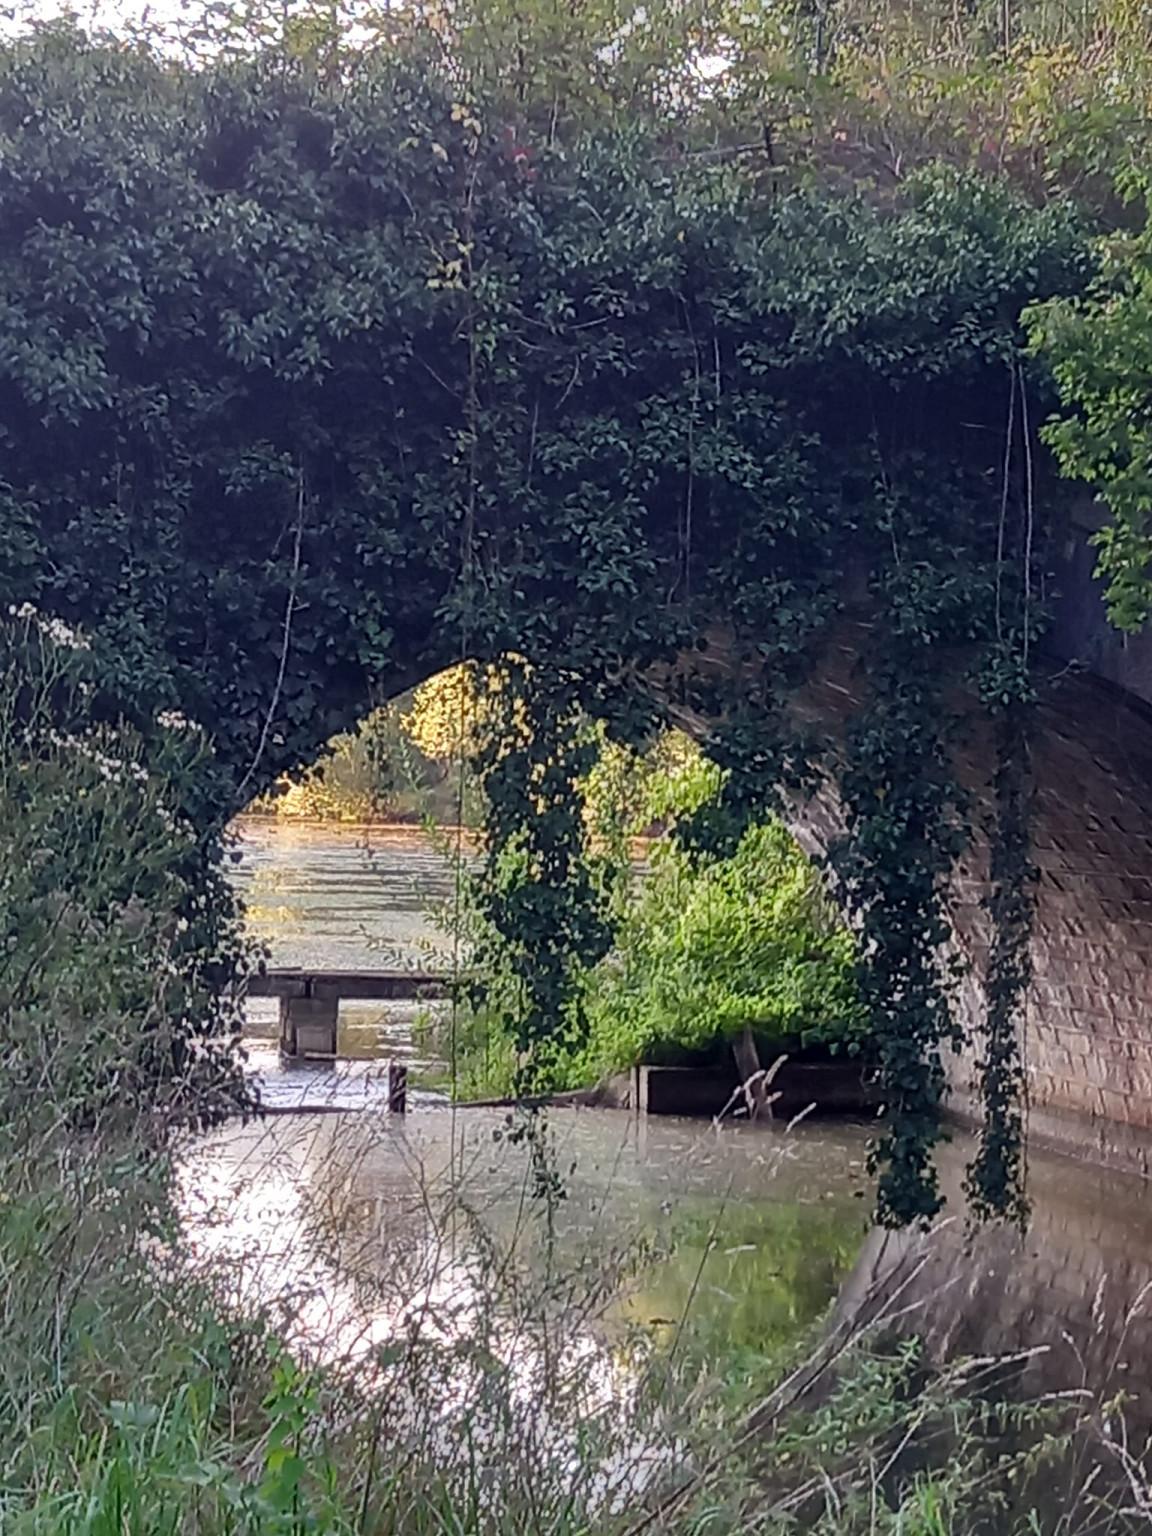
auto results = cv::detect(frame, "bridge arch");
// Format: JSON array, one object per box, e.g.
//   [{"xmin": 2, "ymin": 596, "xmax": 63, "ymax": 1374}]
[{"xmin": 6, "ymin": 28, "xmax": 1152, "ymax": 1214}]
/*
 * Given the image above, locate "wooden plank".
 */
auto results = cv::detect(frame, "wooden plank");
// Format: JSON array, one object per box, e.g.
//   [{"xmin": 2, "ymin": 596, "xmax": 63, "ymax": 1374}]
[{"xmin": 247, "ymin": 972, "xmax": 308, "ymax": 999}]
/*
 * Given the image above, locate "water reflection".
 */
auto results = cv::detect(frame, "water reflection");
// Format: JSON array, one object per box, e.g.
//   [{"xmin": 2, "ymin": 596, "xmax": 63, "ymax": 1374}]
[
  {"xmin": 179, "ymin": 1108, "xmax": 871, "ymax": 1373},
  {"xmin": 839, "ymin": 1139, "xmax": 1152, "ymax": 1426},
  {"xmin": 228, "ymin": 817, "xmax": 462, "ymax": 973},
  {"xmin": 813, "ymin": 1133, "xmax": 1152, "ymax": 1535}
]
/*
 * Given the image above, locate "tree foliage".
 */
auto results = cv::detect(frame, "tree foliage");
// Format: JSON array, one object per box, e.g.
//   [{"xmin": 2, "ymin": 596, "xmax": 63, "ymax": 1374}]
[
  {"xmin": 102, "ymin": 0, "xmax": 1152, "ymax": 204},
  {"xmin": 582, "ymin": 818, "xmax": 864, "ymax": 1086},
  {"xmin": 0, "ymin": 21, "xmax": 1103, "ymax": 1224},
  {"xmin": 1026, "ymin": 226, "xmax": 1152, "ymax": 632}
]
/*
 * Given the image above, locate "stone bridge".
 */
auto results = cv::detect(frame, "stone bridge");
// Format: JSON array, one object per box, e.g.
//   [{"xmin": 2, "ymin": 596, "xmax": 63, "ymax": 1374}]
[
  {"xmin": 6, "ymin": 23, "xmax": 1147, "ymax": 1190},
  {"xmin": 189, "ymin": 500, "xmax": 1152, "ymax": 1173},
  {"xmin": 229, "ymin": 501, "xmax": 1152, "ymax": 1175},
  {"xmin": 645, "ymin": 500, "xmax": 1152, "ymax": 1175},
  {"xmin": 998, "ymin": 506, "xmax": 1152, "ymax": 1171}
]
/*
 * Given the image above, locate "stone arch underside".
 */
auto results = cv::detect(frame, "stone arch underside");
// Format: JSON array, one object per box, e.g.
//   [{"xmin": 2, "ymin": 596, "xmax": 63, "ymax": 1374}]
[
  {"xmin": 990, "ymin": 673, "xmax": 1152, "ymax": 1171},
  {"xmin": 764, "ymin": 618, "xmax": 1152, "ymax": 1178},
  {"xmin": 278, "ymin": 602, "xmax": 1152, "ymax": 1177}
]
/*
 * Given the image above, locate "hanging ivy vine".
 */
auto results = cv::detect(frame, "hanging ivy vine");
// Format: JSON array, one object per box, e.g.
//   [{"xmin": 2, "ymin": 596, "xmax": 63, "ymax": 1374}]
[
  {"xmin": 833, "ymin": 649, "xmax": 968, "ymax": 1227},
  {"xmin": 466, "ymin": 660, "xmax": 613, "ymax": 1095},
  {"xmin": 964, "ymin": 692, "xmax": 1035, "ymax": 1227}
]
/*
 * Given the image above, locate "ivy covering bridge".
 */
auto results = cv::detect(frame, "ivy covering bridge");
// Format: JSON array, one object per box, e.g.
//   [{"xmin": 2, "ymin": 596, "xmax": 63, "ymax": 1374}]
[{"xmin": 0, "ymin": 19, "xmax": 1120, "ymax": 1227}]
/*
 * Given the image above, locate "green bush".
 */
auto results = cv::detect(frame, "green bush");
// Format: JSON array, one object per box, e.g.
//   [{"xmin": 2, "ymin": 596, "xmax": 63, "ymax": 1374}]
[
  {"xmin": 576, "ymin": 819, "xmax": 865, "ymax": 1087},
  {"xmin": 0, "ymin": 604, "xmax": 258, "ymax": 1524},
  {"xmin": 0, "ymin": 608, "xmax": 250, "ymax": 1136},
  {"xmin": 444, "ymin": 729, "xmax": 863, "ymax": 1096}
]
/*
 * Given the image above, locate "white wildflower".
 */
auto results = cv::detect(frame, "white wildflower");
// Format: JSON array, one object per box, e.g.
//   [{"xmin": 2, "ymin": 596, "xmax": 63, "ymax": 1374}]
[
  {"xmin": 8, "ymin": 601, "xmax": 90, "ymax": 650},
  {"xmin": 42, "ymin": 616, "xmax": 89, "ymax": 650},
  {"xmin": 46, "ymin": 727, "xmax": 151, "ymax": 787},
  {"xmin": 156, "ymin": 708, "xmax": 199, "ymax": 733}
]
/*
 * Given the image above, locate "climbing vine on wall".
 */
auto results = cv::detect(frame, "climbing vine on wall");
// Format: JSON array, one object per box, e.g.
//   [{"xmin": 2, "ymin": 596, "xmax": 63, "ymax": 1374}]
[
  {"xmin": 964, "ymin": 695, "xmax": 1035, "ymax": 1227},
  {"xmin": 834, "ymin": 648, "xmax": 969, "ymax": 1226}
]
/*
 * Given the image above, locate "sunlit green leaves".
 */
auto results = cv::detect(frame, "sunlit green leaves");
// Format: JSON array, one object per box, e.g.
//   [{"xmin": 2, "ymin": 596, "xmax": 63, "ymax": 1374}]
[{"xmin": 1027, "ymin": 255, "xmax": 1152, "ymax": 632}]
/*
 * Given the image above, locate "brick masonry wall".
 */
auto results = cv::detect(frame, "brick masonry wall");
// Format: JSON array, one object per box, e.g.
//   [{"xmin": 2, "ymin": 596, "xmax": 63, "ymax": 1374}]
[
  {"xmin": 773, "ymin": 622, "xmax": 1152, "ymax": 1177},
  {"xmin": 954, "ymin": 673, "xmax": 1152, "ymax": 1172}
]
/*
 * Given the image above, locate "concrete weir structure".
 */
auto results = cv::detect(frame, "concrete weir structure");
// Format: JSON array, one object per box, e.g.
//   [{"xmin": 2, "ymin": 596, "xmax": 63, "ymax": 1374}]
[{"xmin": 246, "ymin": 969, "xmax": 450, "ymax": 1058}]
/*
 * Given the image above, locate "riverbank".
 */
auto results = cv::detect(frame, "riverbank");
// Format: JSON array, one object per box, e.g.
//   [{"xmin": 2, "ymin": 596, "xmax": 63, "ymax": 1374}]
[
  {"xmin": 237, "ymin": 811, "xmax": 477, "ymax": 836},
  {"xmin": 6, "ymin": 1102, "xmax": 1090, "ymax": 1536},
  {"xmin": 234, "ymin": 811, "xmax": 652, "ymax": 859}
]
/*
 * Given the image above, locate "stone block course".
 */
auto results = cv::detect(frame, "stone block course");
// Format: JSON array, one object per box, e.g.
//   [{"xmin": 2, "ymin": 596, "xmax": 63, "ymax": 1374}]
[{"xmin": 791, "ymin": 626, "xmax": 1152, "ymax": 1177}]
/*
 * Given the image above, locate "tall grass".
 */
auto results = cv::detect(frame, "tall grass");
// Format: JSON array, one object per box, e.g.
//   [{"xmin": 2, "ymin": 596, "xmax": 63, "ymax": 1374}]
[
  {"xmin": 4, "ymin": 1087, "xmax": 1121, "ymax": 1536},
  {"xmin": 0, "ymin": 607, "xmax": 1143, "ymax": 1536}
]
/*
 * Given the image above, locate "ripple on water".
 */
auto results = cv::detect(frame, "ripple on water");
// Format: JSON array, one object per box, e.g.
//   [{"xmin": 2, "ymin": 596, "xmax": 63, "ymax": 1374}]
[
  {"xmin": 227, "ymin": 817, "xmax": 466, "ymax": 974},
  {"xmin": 178, "ymin": 1107, "xmax": 873, "ymax": 1366}
]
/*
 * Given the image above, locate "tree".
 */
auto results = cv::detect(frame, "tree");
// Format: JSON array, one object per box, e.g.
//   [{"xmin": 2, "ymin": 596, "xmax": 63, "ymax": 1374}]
[{"xmin": 1027, "ymin": 222, "xmax": 1152, "ymax": 632}]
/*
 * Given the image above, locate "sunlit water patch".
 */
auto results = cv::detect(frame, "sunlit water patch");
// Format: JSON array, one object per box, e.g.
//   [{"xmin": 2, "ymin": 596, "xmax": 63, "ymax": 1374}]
[
  {"xmin": 228, "ymin": 816, "xmax": 463, "ymax": 974},
  {"xmin": 175, "ymin": 1104, "xmax": 870, "ymax": 1501},
  {"xmin": 178, "ymin": 1108, "xmax": 871, "ymax": 1366}
]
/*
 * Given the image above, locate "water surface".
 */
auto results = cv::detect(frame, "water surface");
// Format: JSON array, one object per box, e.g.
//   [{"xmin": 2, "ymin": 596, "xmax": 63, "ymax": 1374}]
[
  {"xmin": 208, "ymin": 816, "xmax": 870, "ymax": 1373},
  {"xmin": 228, "ymin": 816, "xmax": 463, "ymax": 974},
  {"xmin": 229, "ymin": 816, "xmax": 462, "ymax": 1085},
  {"xmin": 210, "ymin": 816, "xmax": 1152, "ymax": 1516},
  {"xmin": 182, "ymin": 1106, "xmax": 871, "ymax": 1368}
]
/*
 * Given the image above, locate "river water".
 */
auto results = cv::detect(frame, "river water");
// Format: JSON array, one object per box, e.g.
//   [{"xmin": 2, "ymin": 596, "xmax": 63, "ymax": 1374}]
[
  {"xmin": 225, "ymin": 816, "xmax": 462, "ymax": 1097},
  {"xmin": 189, "ymin": 817, "xmax": 871, "ymax": 1366},
  {"xmin": 178, "ymin": 817, "xmax": 1152, "ymax": 1516}
]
